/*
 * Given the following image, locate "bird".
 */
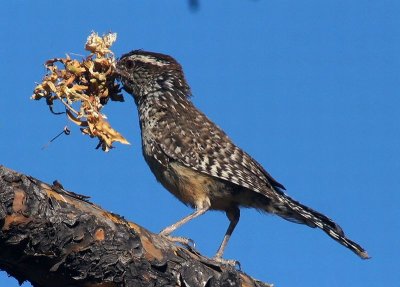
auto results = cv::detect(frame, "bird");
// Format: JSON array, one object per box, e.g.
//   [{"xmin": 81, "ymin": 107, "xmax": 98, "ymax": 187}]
[{"xmin": 115, "ymin": 50, "xmax": 369, "ymax": 263}]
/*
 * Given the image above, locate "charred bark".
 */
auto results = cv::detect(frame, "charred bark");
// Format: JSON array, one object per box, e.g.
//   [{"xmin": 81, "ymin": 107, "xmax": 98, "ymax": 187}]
[{"xmin": 0, "ymin": 165, "xmax": 271, "ymax": 287}]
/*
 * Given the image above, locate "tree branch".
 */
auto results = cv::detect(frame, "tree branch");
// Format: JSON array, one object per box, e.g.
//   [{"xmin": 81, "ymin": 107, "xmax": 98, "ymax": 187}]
[{"xmin": 0, "ymin": 165, "xmax": 271, "ymax": 287}]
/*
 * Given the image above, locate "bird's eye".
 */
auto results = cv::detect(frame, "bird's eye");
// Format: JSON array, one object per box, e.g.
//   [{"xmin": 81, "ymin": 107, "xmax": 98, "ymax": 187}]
[{"xmin": 125, "ymin": 59, "xmax": 134, "ymax": 69}]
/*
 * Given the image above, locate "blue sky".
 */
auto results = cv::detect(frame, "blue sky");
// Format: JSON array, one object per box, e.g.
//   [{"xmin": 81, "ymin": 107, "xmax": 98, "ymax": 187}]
[{"xmin": 1, "ymin": 1, "xmax": 399, "ymax": 286}]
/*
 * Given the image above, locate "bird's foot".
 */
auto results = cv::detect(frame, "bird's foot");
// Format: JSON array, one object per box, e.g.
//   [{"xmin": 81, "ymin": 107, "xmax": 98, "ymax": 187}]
[
  {"xmin": 212, "ymin": 256, "xmax": 241, "ymax": 269},
  {"xmin": 160, "ymin": 234, "xmax": 196, "ymax": 249}
]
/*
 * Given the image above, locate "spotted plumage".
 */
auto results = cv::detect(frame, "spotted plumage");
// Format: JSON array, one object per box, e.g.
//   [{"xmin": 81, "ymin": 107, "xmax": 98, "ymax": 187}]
[{"xmin": 116, "ymin": 50, "xmax": 369, "ymax": 261}]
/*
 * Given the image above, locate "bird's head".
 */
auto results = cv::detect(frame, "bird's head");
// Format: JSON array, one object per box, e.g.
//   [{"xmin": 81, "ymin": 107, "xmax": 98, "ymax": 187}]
[{"xmin": 116, "ymin": 50, "xmax": 191, "ymax": 104}]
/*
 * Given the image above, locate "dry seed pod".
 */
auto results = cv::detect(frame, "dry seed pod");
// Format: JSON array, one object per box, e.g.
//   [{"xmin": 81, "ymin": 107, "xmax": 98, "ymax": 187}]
[{"xmin": 32, "ymin": 32, "xmax": 129, "ymax": 151}]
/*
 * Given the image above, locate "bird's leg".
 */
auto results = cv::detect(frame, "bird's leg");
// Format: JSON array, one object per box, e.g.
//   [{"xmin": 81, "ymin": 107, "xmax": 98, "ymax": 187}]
[
  {"xmin": 160, "ymin": 206, "xmax": 209, "ymax": 247},
  {"xmin": 160, "ymin": 206, "xmax": 210, "ymax": 235},
  {"xmin": 213, "ymin": 207, "xmax": 240, "ymax": 266}
]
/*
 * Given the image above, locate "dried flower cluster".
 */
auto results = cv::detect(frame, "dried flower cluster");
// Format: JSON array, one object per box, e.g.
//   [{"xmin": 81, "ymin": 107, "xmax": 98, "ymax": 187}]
[{"xmin": 32, "ymin": 32, "xmax": 129, "ymax": 151}]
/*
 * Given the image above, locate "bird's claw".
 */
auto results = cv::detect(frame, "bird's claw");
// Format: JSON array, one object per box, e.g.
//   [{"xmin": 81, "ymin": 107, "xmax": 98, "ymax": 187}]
[
  {"xmin": 212, "ymin": 256, "xmax": 241, "ymax": 269},
  {"xmin": 161, "ymin": 235, "xmax": 196, "ymax": 249}
]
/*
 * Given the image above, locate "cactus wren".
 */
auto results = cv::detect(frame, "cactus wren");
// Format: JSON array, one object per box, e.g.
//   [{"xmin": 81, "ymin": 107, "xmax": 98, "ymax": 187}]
[{"xmin": 115, "ymin": 50, "xmax": 369, "ymax": 262}]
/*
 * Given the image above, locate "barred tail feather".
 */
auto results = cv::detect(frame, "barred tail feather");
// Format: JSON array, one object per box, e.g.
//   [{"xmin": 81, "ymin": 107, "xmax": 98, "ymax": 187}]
[{"xmin": 275, "ymin": 192, "xmax": 370, "ymax": 259}]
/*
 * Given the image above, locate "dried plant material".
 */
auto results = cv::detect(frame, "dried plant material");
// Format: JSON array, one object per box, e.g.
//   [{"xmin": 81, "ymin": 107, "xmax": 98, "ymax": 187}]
[
  {"xmin": 32, "ymin": 32, "xmax": 128, "ymax": 152},
  {"xmin": 85, "ymin": 32, "xmax": 117, "ymax": 56}
]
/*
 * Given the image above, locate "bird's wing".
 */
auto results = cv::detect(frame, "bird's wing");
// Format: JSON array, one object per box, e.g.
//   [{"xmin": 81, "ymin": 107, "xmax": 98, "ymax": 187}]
[{"xmin": 156, "ymin": 101, "xmax": 285, "ymax": 196}]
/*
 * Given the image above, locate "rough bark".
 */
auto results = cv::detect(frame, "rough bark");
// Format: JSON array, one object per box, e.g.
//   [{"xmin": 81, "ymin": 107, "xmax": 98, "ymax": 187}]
[{"xmin": 0, "ymin": 165, "xmax": 271, "ymax": 287}]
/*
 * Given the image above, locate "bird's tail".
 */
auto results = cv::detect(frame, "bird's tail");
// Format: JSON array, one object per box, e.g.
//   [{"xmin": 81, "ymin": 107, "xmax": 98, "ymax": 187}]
[{"xmin": 271, "ymin": 191, "xmax": 370, "ymax": 259}]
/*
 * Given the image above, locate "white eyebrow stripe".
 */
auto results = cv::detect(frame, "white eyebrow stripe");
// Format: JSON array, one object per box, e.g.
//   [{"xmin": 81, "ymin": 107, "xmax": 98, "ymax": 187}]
[{"xmin": 133, "ymin": 55, "xmax": 168, "ymax": 66}]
